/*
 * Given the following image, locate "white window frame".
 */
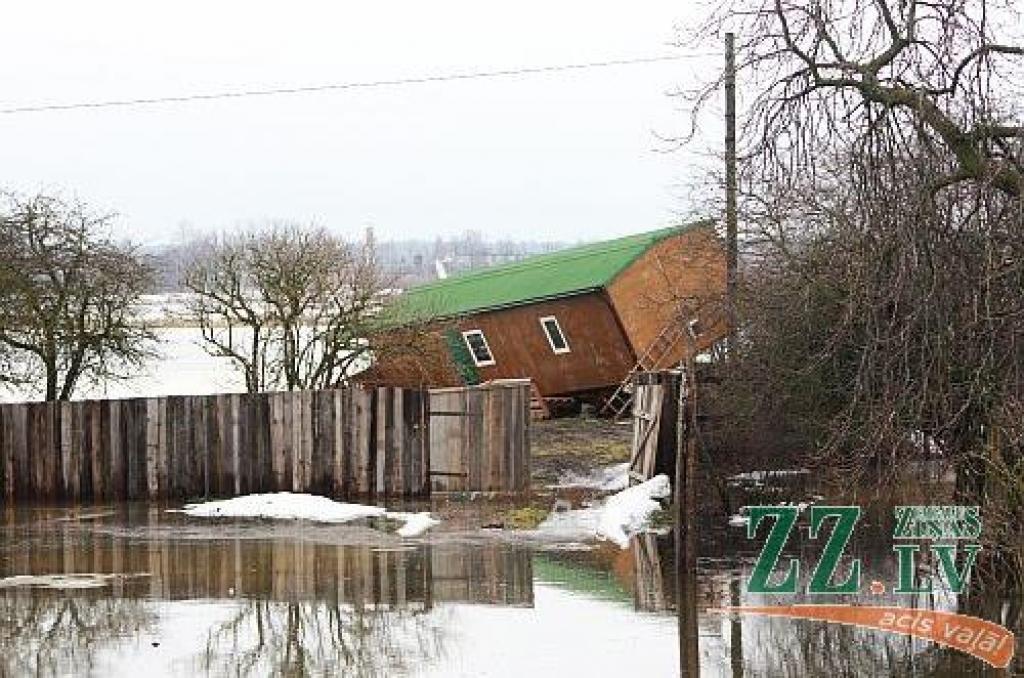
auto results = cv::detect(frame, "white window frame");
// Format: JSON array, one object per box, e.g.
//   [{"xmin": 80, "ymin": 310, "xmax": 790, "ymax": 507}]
[
  {"xmin": 538, "ymin": 315, "xmax": 571, "ymax": 355},
  {"xmin": 462, "ymin": 329, "xmax": 496, "ymax": 367}
]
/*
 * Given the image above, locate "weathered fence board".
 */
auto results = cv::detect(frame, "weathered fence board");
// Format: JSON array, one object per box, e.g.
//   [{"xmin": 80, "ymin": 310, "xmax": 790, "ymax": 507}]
[
  {"xmin": 0, "ymin": 386, "xmax": 430, "ymax": 503},
  {"xmin": 629, "ymin": 371, "xmax": 681, "ymax": 484},
  {"xmin": 428, "ymin": 380, "xmax": 530, "ymax": 493}
]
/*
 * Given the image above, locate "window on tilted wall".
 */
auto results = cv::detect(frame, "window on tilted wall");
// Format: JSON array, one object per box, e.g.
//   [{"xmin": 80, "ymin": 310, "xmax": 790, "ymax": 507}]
[
  {"xmin": 462, "ymin": 329, "xmax": 495, "ymax": 367},
  {"xmin": 539, "ymin": 315, "xmax": 571, "ymax": 354}
]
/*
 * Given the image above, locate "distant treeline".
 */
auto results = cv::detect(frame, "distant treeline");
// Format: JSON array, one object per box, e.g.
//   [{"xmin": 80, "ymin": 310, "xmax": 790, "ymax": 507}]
[{"xmin": 145, "ymin": 230, "xmax": 568, "ymax": 292}]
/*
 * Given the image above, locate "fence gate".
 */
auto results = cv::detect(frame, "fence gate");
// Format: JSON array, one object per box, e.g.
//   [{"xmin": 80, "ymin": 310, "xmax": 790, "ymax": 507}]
[
  {"xmin": 629, "ymin": 371, "xmax": 682, "ymax": 485},
  {"xmin": 428, "ymin": 380, "xmax": 531, "ymax": 494}
]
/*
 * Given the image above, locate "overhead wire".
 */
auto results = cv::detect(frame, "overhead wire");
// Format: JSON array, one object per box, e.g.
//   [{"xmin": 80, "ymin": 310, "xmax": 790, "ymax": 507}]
[{"xmin": 0, "ymin": 52, "xmax": 716, "ymax": 116}]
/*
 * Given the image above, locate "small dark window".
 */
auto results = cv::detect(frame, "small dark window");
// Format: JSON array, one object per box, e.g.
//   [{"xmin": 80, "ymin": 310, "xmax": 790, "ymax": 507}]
[
  {"xmin": 462, "ymin": 330, "xmax": 495, "ymax": 366},
  {"xmin": 539, "ymin": 316, "xmax": 570, "ymax": 354}
]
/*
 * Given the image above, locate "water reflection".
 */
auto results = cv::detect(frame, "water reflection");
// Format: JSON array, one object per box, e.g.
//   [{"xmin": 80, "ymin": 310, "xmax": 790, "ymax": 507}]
[
  {"xmin": 0, "ymin": 590, "xmax": 156, "ymax": 677},
  {"xmin": 0, "ymin": 504, "xmax": 1018, "ymax": 676},
  {"xmin": 624, "ymin": 522, "xmax": 1022, "ymax": 677},
  {"xmin": 198, "ymin": 599, "xmax": 447, "ymax": 676},
  {"xmin": 0, "ymin": 505, "xmax": 536, "ymax": 677}
]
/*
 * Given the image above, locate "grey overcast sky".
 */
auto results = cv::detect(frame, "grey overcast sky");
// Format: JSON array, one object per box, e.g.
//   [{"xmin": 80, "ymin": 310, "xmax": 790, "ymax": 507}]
[{"xmin": 0, "ymin": 1, "xmax": 724, "ymax": 244}]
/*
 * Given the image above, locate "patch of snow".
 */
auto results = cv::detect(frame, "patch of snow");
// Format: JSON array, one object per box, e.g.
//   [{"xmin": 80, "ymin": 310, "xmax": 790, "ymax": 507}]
[
  {"xmin": 728, "ymin": 469, "xmax": 810, "ymax": 483},
  {"xmin": 554, "ymin": 462, "xmax": 629, "ymax": 492},
  {"xmin": 533, "ymin": 475, "xmax": 671, "ymax": 549},
  {"xmin": 729, "ymin": 500, "xmax": 816, "ymax": 528},
  {"xmin": 596, "ymin": 475, "xmax": 671, "ymax": 548},
  {"xmin": 180, "ymin": 493, "xmax": 387, "ymax": 522},
  {"xmin": 533, "ymin": 505, "xmax": 603, "ymax": 543},
  {"xmin": 389, "ymin": 511, "xmax": 441, "ymax": 538},
  {"xmin": 177, "ymin": 492, "xmax": 440, "ymax": 538}
]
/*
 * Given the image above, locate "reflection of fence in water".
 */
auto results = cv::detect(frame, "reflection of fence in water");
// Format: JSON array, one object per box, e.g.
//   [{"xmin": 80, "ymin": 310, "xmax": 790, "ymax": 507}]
[
  {"xmin": 632, "ymin": 533, "xmax": 668, "ymax": 612},
  {"xmin": 430, "ymin": 544, "xmax": 534, "ymax": 606},
  {"xmin": 0, "ymin": 519, "xmax": 533, "ymax": 608}
]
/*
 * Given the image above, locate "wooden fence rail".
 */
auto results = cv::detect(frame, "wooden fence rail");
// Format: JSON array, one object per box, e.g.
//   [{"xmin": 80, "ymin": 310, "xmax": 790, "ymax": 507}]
[{"xmin": 0, "ymin": 386, "xmax": 429, "ymax": 502}]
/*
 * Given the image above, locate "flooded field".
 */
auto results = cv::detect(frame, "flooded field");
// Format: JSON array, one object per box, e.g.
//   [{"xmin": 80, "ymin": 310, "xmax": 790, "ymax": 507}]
[{"xmin": 0, "ymin": 502, "xmax": 1018, "ymax": 677}]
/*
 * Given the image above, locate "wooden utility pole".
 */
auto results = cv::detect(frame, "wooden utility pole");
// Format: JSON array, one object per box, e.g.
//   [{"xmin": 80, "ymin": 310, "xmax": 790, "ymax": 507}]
[
  {"xmin": 675, "ymin": 333, "xmax": 700, "ymax": 676},
  {"xmin": 725, "ymin": 32, "xmax": 738, "ymax": 349}
]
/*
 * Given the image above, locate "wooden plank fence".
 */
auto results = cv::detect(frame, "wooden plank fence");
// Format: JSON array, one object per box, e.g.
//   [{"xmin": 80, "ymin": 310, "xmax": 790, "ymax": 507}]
[
  {"xmin": 0, "ymin": 386, "xmax": 430, "ymax": 503},
  {"xmin": 428, "ymin": 380, "xmax": 531, "ymax": 493}
]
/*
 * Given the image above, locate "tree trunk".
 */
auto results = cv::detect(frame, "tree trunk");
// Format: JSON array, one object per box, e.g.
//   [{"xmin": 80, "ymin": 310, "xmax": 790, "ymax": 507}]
[{"xmin": 44, "ymin": 358, "xmax": 58, "ymax": 402}]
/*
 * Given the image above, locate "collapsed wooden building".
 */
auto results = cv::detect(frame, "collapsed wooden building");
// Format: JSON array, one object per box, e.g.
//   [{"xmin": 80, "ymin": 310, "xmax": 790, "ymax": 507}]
[{"xmin": 360, "ymin": 222, "xmax": 727, "ymax": 418}]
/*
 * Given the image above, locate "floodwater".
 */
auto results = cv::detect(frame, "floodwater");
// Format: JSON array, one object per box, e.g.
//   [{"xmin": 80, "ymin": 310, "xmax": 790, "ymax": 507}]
[{"xmin": 0, "ymin": 503, "xmax": 1019, "ymax": 677}]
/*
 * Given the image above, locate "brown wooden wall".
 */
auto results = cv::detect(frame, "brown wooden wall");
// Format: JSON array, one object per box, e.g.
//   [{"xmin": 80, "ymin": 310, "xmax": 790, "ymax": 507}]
[
  {"xmin": 0, "ymin": 387, "xmax": 430, "ymax": 503},
  {"xmin": 454, "ymin": 293, "xmax": 635, "ymax": 396},
  {"xmin": 606, "ymin": 225, "xmax": 728, "ymax": 367},
  {"xmin": 429, "ymin": 381, "xmax": 531, "ymax": 493}
]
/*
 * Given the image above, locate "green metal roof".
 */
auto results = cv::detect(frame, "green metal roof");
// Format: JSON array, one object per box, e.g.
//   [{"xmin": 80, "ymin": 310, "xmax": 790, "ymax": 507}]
[{"xmin": 390, "ymin": 222, "xmax": 707, "ymax": 321}]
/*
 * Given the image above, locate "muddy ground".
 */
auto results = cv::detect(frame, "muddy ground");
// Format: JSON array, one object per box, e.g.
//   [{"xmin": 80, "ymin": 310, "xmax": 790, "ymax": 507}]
[
  {"xmin": 429, "ymin": 415, "xmax": 634, "ymax": 531},
  {"xmin": 529, "ymin": 416, "xmax": 633, "ymax": 485}
]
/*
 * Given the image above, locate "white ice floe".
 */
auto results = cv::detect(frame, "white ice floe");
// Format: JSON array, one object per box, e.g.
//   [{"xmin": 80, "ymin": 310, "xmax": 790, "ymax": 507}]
[
  {"xmin": 177, "ymin": 493, "xmax": 439, "ymax": 538},
  {"xmin": 596, "ymin": 474, "xmax": 671, "ymax": 548}
]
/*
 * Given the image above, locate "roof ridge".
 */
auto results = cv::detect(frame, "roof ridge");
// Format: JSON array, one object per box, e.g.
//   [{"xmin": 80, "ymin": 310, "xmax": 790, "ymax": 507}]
[
  {"xmin": 404, "ymin": 224, "xmax": 685, "ymax": 295},
  {"xmin": 388, "ymin": 220, "xmax": 713, "ymax": 321}
]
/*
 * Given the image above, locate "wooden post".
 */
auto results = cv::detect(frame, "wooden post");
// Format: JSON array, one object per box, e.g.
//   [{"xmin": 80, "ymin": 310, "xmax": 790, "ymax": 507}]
[
  {"xmin": 675, "ymin": 357, "xmax": 700, "ymax": 676},
  {"xmin": 725, "ymin": 31, "xmax": 738, "ymax": 351}
]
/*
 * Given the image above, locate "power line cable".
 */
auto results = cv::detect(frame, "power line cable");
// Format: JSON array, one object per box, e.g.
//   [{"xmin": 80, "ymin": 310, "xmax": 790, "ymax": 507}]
[{"xmin": 0, "ymin": 53, "xmax": 715, "ymax": 116}]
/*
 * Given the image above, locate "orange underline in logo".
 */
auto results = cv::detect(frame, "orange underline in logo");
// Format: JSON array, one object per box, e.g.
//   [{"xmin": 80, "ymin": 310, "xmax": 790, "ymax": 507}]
[{"xmin": 710, "ymin": 604, "xmax": 1015, "ymax": 669}]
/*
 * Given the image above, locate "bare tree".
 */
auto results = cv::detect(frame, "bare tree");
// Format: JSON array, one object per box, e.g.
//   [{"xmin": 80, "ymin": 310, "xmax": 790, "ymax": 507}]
[
  {"xmin": 688, "ymin": 0, "xmax": 1023, "ymax": 197},
  {"xmin": 0, "ymin": 193, "xmax": 156, "ymax": 401},
  {"xmin": 682, "ymin": 1, "xmax": 1023, "ymax": 585},
  {"xmin": 182, "ymin": 235, "xmax": 274, "ymax": 393},
  {"xmin": 184, "ymin": 224, "xmax": 406, "ymax": 393}
]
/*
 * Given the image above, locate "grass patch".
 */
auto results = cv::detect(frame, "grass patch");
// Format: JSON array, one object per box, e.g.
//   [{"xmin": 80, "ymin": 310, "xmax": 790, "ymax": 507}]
[{"xmin": 501, "ymin": 506, "xmax": 551, "ymax": 530}]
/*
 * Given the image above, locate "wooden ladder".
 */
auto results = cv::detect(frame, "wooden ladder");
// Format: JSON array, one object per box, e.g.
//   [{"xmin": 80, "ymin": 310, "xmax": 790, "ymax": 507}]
[
  {"xmin": 600, "ymin": 320, "xmax": 686, "ymax": 420},
  {"xmin": 528, "ymin": 381, "xmax": 550, "ymax": 420}
]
